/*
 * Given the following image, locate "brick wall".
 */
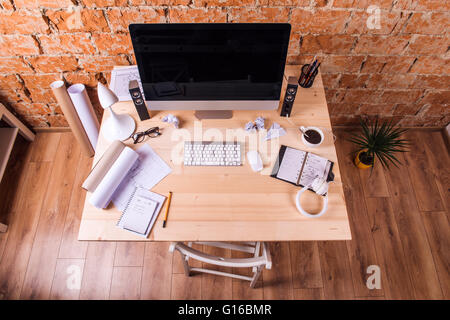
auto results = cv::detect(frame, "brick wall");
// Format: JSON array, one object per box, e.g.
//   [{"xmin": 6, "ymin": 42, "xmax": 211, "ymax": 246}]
[{"xmin": 0, "ymin": 0, "xmax": 448, "ymax": 128}]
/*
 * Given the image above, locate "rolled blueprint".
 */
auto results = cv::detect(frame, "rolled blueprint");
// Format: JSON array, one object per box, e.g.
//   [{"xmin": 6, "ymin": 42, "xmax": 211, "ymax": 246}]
[
  {"xmin": 50, "ymin": 80, "xmax": 94, "ymax": 157},
  {"xmin": 89, "ymin": 147, "xmax": 139, "ymax": 209},
  {"xmin": 67, "ymin": 83, "xmax": 100, "ymax": 151},
  {"xmin": 82, "ymin": 140, "xmax": 125, "ymax": 192}
]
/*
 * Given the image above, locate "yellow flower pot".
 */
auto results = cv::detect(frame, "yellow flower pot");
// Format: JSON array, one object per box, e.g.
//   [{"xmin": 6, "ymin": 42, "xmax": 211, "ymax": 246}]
[{"xmin": 354, "ymin": 150, "xmax": 374, "ymax": 169}]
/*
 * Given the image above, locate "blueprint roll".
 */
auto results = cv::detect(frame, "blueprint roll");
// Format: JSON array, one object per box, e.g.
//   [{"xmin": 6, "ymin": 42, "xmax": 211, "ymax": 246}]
[
  {"xmin": 67, "ymin": 83, "xmax": 100, "ymax": 151},
  {"xmin": 89, "ymin": 147, "xmax": 139, "ymax": 209},
  {"xmin": 50, "ymin": 80, "xmax": 94, "ymax": 157}
]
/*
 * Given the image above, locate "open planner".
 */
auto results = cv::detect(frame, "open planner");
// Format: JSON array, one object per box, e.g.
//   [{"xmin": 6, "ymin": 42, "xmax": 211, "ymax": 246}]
[
  {"xmin": 271, "ymin": 145, "xmax": 334, "ymax": 190},
  {"xmin": 82, "ymin": 140, "xmax": 171, "ymax": 237}
]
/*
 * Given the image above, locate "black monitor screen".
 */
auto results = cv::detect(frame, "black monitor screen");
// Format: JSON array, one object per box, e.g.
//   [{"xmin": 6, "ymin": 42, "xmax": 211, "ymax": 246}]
[{"xmin": 129, "ymin": 23, "xmax": 291, "ymax": 101}]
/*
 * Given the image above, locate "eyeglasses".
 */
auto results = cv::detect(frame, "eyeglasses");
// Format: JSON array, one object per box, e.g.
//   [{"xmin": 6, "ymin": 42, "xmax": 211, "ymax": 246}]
[{"xmin": 132, "ymin": 127, "xmax": 161, "ymax": 144}]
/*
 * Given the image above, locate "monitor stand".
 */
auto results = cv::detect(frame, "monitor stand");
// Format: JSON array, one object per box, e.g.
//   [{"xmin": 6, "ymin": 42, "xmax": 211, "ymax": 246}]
[{"xmin": 195, "ymin": 110, "xmax": 233, "ymax": 120}]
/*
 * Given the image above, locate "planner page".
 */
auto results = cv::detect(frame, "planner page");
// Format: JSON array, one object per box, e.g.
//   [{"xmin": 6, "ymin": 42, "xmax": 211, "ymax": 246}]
[
  {"xmin": 299, "ymin": 152, "xmax": 330, "ymax": 187},
  {"xmin": 122, "ymin": 192, "xmax": 157, "ymax": 234},
  {"xmin": 276, "ymin": 147, "xmax": 306, "ymax": 184}
]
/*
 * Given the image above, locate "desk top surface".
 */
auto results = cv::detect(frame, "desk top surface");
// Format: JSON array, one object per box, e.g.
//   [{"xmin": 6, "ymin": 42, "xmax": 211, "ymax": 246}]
[{"xmin": 78, "ymin": 66, "xmax": 351, "ymax": 241}]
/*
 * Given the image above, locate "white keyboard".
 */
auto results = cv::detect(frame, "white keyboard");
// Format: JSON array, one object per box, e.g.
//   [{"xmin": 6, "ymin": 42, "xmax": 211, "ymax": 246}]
[{"xmin": 184, "ymin": 141, "xmax": 242, "ymax": 166}]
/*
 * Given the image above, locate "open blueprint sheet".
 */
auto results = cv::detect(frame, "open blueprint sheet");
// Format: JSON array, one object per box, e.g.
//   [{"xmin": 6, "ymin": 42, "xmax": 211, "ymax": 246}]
[{"xmin": 109, "ymin": 66, "xmax": 144, "ymax": 101}]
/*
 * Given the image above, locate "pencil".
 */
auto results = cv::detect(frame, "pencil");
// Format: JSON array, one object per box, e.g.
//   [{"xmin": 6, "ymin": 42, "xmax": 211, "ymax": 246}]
[{"xmin": 162, "ymin": 191, "xmax": 172, "ymax": 228}]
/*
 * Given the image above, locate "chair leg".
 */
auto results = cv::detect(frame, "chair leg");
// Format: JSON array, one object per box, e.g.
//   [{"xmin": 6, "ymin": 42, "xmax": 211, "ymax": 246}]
[
  {"xmin": 250, "ymin": 265, "xmax": 262, "ymax": 288},
  {"xmin": 180, "ymin": 252, "xmax": 191, "ymax": 276}
]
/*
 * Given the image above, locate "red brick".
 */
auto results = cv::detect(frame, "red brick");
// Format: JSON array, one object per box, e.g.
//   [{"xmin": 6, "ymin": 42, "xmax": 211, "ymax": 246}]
[
  {"xmin": 360, "ymin": 56, "xmax": 415, "ymax": 74},
  {"xmin": 354, "ymin": 35, "xmax": 411, "ymax": 55},
  {"xmin": 321, "ymin": 55, "xmax": 365, "ymax": 73},
  {"xmin": 0, "ymin": 10, "xmax": 49, "ymax": 35},
  {"xmin": 333, "ymin": 0, "xmax": 392, "ymax": 8},
  {"xmin": 78, "ymin": 55, "xmax": 130, "ymax": 72},
  {"xmin": 170, "ymin": 7, "xmax": 227, "ymax": 23},
  {"xmin": 64, "ymin": 72, "xmax": 100, "ymax": 88},
  {"xmin": 27, "ymin": 56, "xmax": 78, "ymax": 73},
  {"xmin": 406, "ymin": 35, "xmax": 449, "ymax": 55},
  {"xmin": 291, "ymin": 9, "xmax": 350, "ymax": 34},
  {"xmin": 343, "ymin": 89, "xmax": 381, "ymax": 104},
  {"xmin": 414, "ymin": 0, "xmax": 450, "ymax": 10},
  {"xmin": 266, "ymin": 0, "xmax": 309, "ymax": 5},
  {"xmin": 92, "ymin": 33, "xmax": 132, "ymax": 56},
  {"xmin": 0, "ymin": 0, "xmax": 14, "ymax": 10},
  {"xmin": 325, "ymin": 89, "xmax": 347, "ymax": 103},
  {"xmin": 13, "ymin": 0, "xmax": 74, "ymax": 8},
  {"xmin": 0, "ymin": 74, "xmax": 29, "ymax": 103},
  {"xmin": 339, "ymin": 74, "xmax": 370, "ymax": 88},
  {"xmin": 403, "ymin": 12, "xmax": 449, "ymax": 35},
  {"xmin": 301, "ymin": 35, "xmax": 357, "ymax": 54},
  {"xmin": 46, "ymin": 9, "xmax": 110, "ymax": 33},
  {"xmin": 422, "ymin": 104, "xmax": 449, "ymax": 117},
  {"xmin": 366, "ymin": 73, "xmax": 416, "ymax": 89},
  {"xmin": 379, "ymin": 90, "xmax": 423, "ymax": 104},
  {"xmin": 13, "ymin": 102, "xmax": 52, "ymax": 117},
  {"xmin": 228, "ymin": 7, "xmax": 289, "ymax": 23},
  {"xmin": 321, "ymin": 73, "xmax": 341, "ymax": 89},
  {"xmin": 107, "ymin": 8, "xmax": 167, "ymax": 32},
  {"xmin": 418, "ymin": 90, "xmax": 450, "ymax": 105},
  {"xmin": 410, "ymin": 75, "xmax": 450, "ymax": 90},
  {"xmin": 0, "ymin": 57, "xmax": 33, "ymax": 74},
  {"xmin": 22, "ymin": 115, "xmax": 49, "ymax": 127},
  {"xmin": 285, "ymin": 54, "xmax": 315, "ymax": 65},
  {"xmin": 81, "ymin": 0, "xmax": 128, "ymax": 6},
  {"xmin": 393, "ymin": 104, "xmax": 423, "ymax": 116},
  {"xmin": 288, "ymin": 33, "xmax": 301, "ymax": 56},
  {"xmin": 39, "ymin": 34, "xmax": 96, "ymax": 55},
  {"xmin": 409, "ymin": 56, "xmax": 450, "ymax": 75},
  {"xmin": 21, "ymin": 74, "xmax": 63, "ymax": 103},
  {"xmin": 358, "ymin": 104, "xmax": 395, "ymax": 115},
  {"xmin": 346, "ymin": 11, "xmax": 407, "ymax": 35},
  {"xmin": 197, "ymin": 0, "xmax": 257, "ymax": 5},
  {"xmin": 47, "ymin": 113, "xmax": 69, "ymax": 127},
  {"xmin": 0, "ymin": 35, "xmax": 40, "ymax": 56}
]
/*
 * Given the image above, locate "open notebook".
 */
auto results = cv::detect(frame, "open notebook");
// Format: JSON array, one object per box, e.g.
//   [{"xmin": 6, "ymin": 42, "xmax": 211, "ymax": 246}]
[{"xmin": 271, "ymin": 145, "xmax": 334, "ymax": 191}]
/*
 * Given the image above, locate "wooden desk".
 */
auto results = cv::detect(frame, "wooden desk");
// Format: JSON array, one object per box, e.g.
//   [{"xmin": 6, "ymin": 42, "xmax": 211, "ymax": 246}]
[{"xmin": 78, "ymin": 66, "xmax": 351, "ymax": 241}]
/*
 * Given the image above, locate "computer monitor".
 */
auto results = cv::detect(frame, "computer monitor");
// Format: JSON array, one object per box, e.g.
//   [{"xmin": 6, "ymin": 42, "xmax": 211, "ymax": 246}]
[{"xmin": 129, "ymin": 23, "xmax": 291, "ymax": 119}]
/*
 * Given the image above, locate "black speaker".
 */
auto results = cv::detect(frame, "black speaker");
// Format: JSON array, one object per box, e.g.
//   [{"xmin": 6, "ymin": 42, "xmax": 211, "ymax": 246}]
[
  {"xmin": 129, "ymin": 80, "xmax": 150, "ymax": 121},
  {"xmin": 280, "ymin": 76, "xmax": 298, "ymax": 117}
]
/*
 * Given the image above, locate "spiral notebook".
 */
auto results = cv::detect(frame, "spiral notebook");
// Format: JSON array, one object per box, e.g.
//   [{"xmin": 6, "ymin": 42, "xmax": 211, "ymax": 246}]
[
  {"xmin": 116, "ymin": 187, "xmax": 166, "ymax": 238},
  {"xmin": 271, "ymin": 145, "xmax": 334, "ymax": 190}
]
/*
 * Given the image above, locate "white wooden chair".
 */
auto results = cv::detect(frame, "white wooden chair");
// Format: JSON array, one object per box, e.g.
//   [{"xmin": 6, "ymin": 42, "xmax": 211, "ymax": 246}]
[{"xmin": 169, "ymin": 241, "xmax": 271, "ymax": 288}]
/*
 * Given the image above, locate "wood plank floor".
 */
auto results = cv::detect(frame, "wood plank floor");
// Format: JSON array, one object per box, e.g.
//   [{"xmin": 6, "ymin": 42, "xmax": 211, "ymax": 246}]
[{"xmin": 0, "ymin": 130, "xmax": 448, "ymax": 300}]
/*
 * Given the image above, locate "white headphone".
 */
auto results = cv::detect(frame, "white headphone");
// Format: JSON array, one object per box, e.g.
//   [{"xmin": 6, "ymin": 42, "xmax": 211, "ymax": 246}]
[{"xmin": 295, "ymin": 176, "xmax": 329, "ymax": 218}]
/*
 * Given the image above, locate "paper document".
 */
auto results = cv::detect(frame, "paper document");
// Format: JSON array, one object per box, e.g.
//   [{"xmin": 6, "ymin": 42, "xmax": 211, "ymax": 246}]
[
  {"xmin": 117, "ymin": 187, "xmax": 166, "ymax": 238},
  {"xmin": 111, "ymin": 144, "xmax": 172, "ymax": 211},
  {"xmin": 110, "ymin": 66, "xmax": 144, "ymax": 101}
]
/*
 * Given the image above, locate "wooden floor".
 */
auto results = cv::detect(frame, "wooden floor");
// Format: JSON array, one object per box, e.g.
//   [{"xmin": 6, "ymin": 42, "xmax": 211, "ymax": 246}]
[{"xmin": 0, "ymin": 129, "xmax": 448, "ymax": 300}]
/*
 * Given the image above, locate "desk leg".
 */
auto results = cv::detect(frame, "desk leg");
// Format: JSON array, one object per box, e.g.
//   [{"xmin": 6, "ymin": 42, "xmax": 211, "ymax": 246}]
[{"xmin": 0, "ymin": 223, "xmax": 7, "ymax": 233}]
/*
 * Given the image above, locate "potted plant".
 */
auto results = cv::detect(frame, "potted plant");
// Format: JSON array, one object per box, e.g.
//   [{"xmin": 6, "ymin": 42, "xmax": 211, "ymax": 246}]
[{"xmin": 349, "ymin": 118, "xmax": 409, "ymax": 170}]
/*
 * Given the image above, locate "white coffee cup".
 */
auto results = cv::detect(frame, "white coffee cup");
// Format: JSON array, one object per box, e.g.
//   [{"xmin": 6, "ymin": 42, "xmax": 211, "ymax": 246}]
[{"xmin": 300, "ymin": 126, "xmax": 324, "ymax": 148}]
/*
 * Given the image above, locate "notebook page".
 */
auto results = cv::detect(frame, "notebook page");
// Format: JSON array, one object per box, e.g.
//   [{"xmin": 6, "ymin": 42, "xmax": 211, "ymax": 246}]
[
  {"xmin": 299, "ymin": 153, "xmax": 330, "ymax": 187},
  {"xmin": 122, "ymin": 194, "xmax": 157, "ymax": 235},
  {"xmin": 276, "ymin": 147, "xmax": 306, "ymax": 184},
  {"xmin": 117, "ymin": 188, "xmax": 166, "ymax": 238}
]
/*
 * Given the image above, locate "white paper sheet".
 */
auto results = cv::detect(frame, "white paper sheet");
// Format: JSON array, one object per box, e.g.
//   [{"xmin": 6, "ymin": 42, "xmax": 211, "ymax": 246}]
[
  {"xmin": 121, "ymin": 193, "xmax": 157, "ymax": 234},
  {"xmin": 276, "ymin": 147, "xmax": 306, "ymax": 184},
  {"xmin": 67, "ymin": 83, "xmax": 100, "ymax": 150},
  {"xmin": 299, "ymin": 153, "xmax": 330, "ymax": 187},
  {"xmin": 111, "ymin": 144, "xmax": 172, "ymax": 211},
  {"xmin": 89, "ymin": 147, "xmax": 139, "ymax": 209},
  {"xmin": 117, "ymin": 188, "xmax": 166, "ymax": 238},
  {"xmin": 109, "ymin": 66, "xmax": 144, "ymax": 101}
]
